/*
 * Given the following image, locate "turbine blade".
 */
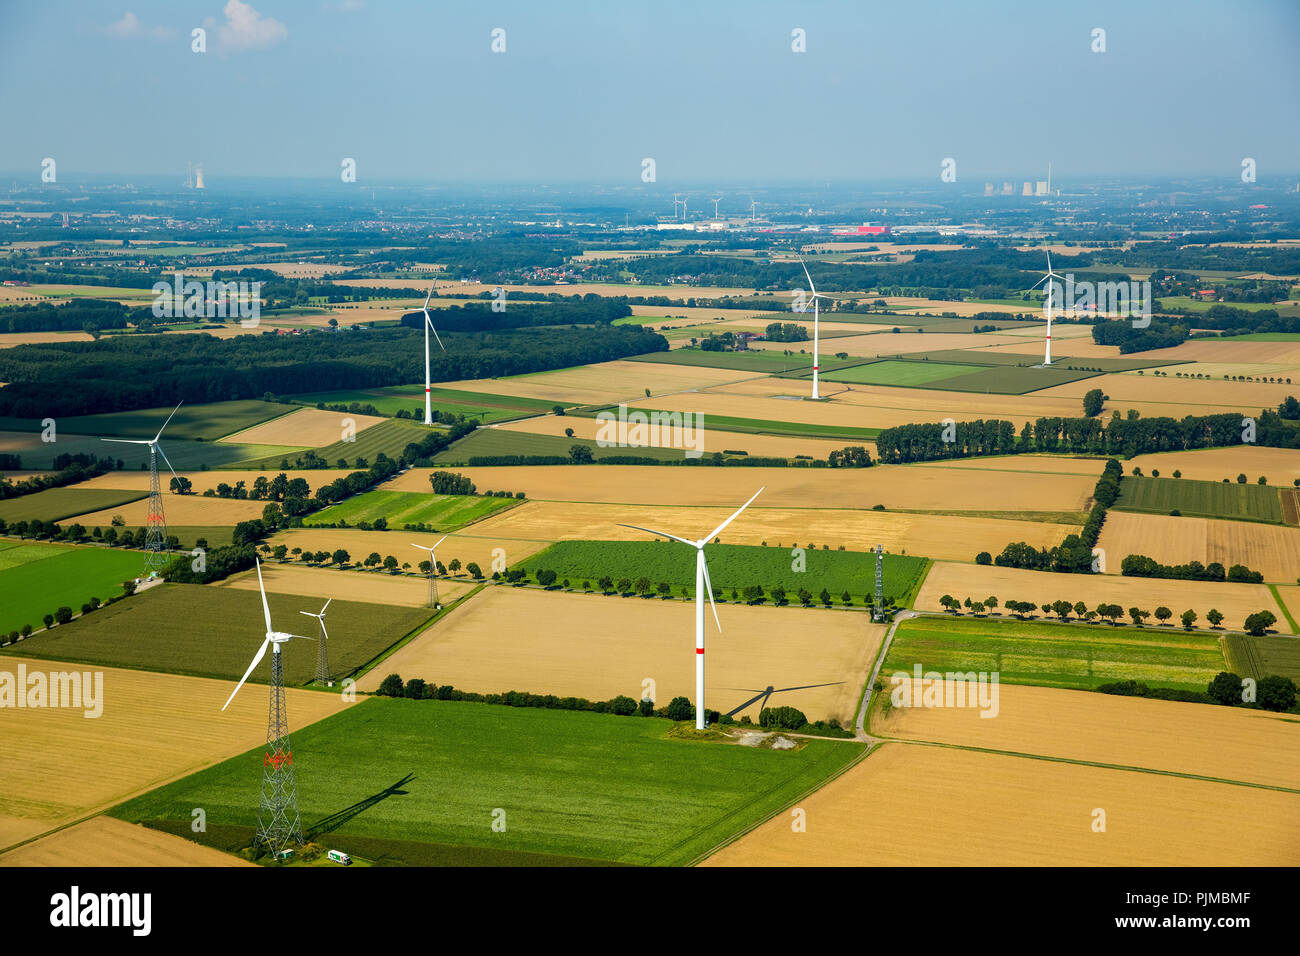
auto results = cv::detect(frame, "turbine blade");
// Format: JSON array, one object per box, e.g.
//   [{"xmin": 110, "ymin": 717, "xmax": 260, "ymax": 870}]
[
  {"xmin": 432, "ymin": 536, "xmax": 448, "ymax": 550},
  {"xmin": 702, "ymin": 487, "xmax": 764, "ymax": 544},
  {"xmin": 616, "ymin": 523, "xmax": 696, "ymax": 548},
  {"xmin": 256, "ymin": 559, "xmax": 272, "ymax": 634},
  {"xmin": 101, "ymin": 438, "xmax": 151, "ymax": 444},
  {"xmin": 155, "ymin": 401, "xmax": 183, "ymax": 443},
  {"xmin": 222, "ymin": 637, "xmax": 269, "ymax": 711},
  {"xmin": 319, "ymin": 619, "xmax": 329, "ymax": 642},
  {"xmin": 700, "ymin": 553, "xmax": 721, "ymax": 632},
  {"xmin": 425, "ymin": 311, "xmax": 445, "ymax": 351},
  {"xmin": 798, "ymin": 255, "xmax": 816, "ymax": 295},
  {"xmin": 299, "ymin": 610, "xmax": 318, "ymax": 617},
  {"xmin": 320, "ymin": 597, "xmax": 331, "ymax": 616},
  {"xmin": 157, "ymin": 443, "xmax": 180, "ymax": 487},
  {"xmin": 423, "ymin": 283, "xmax": 434, "ymax": 309}
]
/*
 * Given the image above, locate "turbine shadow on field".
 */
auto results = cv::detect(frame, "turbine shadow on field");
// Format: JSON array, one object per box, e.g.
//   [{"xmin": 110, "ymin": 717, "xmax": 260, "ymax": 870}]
[
  {"xmin": 722, "ymin": 682, "xmax": 842, "ymax": 718},
  {"xmin": 306, "ymin": 773, "xmax": 414, "ymax": 837}
]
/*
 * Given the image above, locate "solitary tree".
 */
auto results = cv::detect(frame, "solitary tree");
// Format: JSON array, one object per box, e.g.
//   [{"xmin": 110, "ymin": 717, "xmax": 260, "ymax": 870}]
[
  {"xmin": 1206, "ymin": 608, "xmax": 1224, "ymax": 628},
  {"xmin": 1180, "ymin": 608, "xmax": 1198, "ymax": 630},
  {"xmin": 1154, "ymin": 606, "xmax": 1173, "ymax": 626}
]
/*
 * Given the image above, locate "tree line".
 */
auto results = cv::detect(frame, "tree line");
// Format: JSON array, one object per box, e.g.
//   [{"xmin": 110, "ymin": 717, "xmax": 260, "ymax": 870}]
[{"xmin": 0, "ymin": 323, "xmax": 667, "ymax": 418}]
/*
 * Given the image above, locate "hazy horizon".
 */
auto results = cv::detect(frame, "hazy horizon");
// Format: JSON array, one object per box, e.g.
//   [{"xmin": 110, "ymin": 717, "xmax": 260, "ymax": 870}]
[{"xmin": 3, "ymin": 0, "xmax": 1298, "ymax": 184}]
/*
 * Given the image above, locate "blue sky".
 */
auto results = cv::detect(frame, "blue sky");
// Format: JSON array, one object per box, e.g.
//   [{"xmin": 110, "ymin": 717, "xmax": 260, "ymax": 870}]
[{"xmin": 2, "ymin": 0, "xmax": 1297, "ymax": 183}]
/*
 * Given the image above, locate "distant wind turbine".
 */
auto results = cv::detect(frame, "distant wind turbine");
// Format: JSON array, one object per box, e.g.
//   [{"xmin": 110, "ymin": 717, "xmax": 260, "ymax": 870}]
[
  {"xmin": 413, "ymin": 284, "xmax": 445, "ymax": 424},
  {"xmin": 798, "ymin": 256, "xmax": 832, "ymax": 400},
  {"xmin": 411, "ymin": 536, "xmax": 448, "ymax": 608},
  {"xmin": 618, "ymin": 488, "xmax": 764, "ymax": 730},
  {"xmin": 1027, "ymin": 253, "xmax": 1065, "ymax": 366},
  {"xmin": 298, "ymin": 598, "xmax": 332, "ymax": 686},
  {"xmin": 101, "ymin": 401, "xmax": 183, "ymax": 571}
]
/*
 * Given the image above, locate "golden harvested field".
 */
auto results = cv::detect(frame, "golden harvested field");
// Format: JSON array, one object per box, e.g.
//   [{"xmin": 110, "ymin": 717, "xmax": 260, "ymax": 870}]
[
  {"xmin": 213, "ymin": 561, "xmax": 476, "ymax": 607},
  {"xmin": 468, "ymin": 500, "xmax": 1077, "ymax": 561},
  {"xmin": 1123, "ymin": 447, "xmax": 1300, "ymax": 487},
  {"xmin": 357, "ymin": 587, "xmax": 883, "ymax": 725},
  {"xmin": 1139, "ymin": 339, "xmax": 1300, "ymax": 368},
  {"xmin": 0, "ymin": 816, "xmax": 253, "ymax": 867},
  {"xmin": 1038, "ymin": 371, "xmax": 1293, "ymax": 410},
  {"xmin": 0, "ymin": 657, "xmax": 349, "ymax": 852},
  {"xmin": 1276, "ymin": 586, "xmax": 1300, "ymax": 625},
  {"xmin": 444, "ymin": 360, "xmax": 749, "ymax": 406},
  {"xmin": 875, "ymin": 680, "xmax": 1300, "ymax": 789},
  {"xmin": 236, "ymin": 262, "xmax": 350, "ymax": 278},
  {"xmin": 268, "ymin": 527, "xmax": 547, "ymax": 575},
  {"xmin": 701, "ymin": 743, "xmax": 1300, "ymax": 866},
  {"xmin": 1097, "ymin": 511, "xmax": 1300, "ymax": 583},
  {"xmin": 0, "ymin": 330, "xmax": 93, "ymax": 348},
  {"xmin": 495, "ymin": 413, "xmax": 852, "ymax": 460},
  {"xmin": 79, "ymin": 469, "xmax": 360, "ymax": 495},
  {"xmin": 916, "ymin": 561, "xmax": 1290, "ymax": 632},
  {"xmin": 70, "ymin": 495, "xmax": 271, "ymax": 528},
  {"xmin": 912, "ymin": 455, "xmax": 1105, "ymax": 477},
  {"xmin": 218, "ymin": 407, "xmax": 386, "ymax": 447},
  {"xmin": 628, "ymin": 305, "xmax": 776, "ymax": 324},
  {"xmin": 390, "ymin": 464, "xmax": 1096, "ymax": 513}
]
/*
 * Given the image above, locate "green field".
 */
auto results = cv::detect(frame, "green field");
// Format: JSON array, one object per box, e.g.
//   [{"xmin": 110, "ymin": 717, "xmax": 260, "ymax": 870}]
[
  {"xmin": 1202, "ymin": 332, "xmax": 1300, "ymax": 342},
  {"xmin": 520, "ymin": 540, "xmax": 928, "ymax": 605},
  {"xmin": 820, "ymin": 359, "xmax": 989, "ymax": 387},
  {"xmin": 287, "ymin": 385, "xmax": 562, "ymax": 423},
  {"xmin": 110, "ymin": 696, "xmax": 864, "ymax": 866},
  {"xmin": 3, "ymin": 582, "xmax": 434, "ymax": 685},
  {"xmin": 432, "ymin": 428, "xmax": 693, "ymax": 464},
  {"xmin": 0, "ymin": 542, "xmax": 146, "ymax": 636},
  {"xmin": 1223, "ymin": 633, "xmax": 1300, "ymax": 682},
  {"xmin": 625, "ymin": 348, "xmax": 813, "ymax": 373},
  {"xmin": 303, "ymin": 490, "xmax": 517, "ymax": 530},
  {"xmin": 233, "ymin": 418, "xmax": 432, "ymax": 470},
  {"xmin": 1113, "ymin": 476, "xmax": 1284, "ymax": 524},
  {"xmin": 0, "ymin": 430, "xmax": 299, "ymax": 471},
  {"xmin": 0, "ymin": 487, "xmax": 147, "ymax": 523},
  {"xmin": 883, "ymin": 615, "xmax": 1227, "ymax": 692},
  {"xmin": 0, "ymin": 400, "xmax": 300, "ymax": 441},
  {"xmin": 1159, "ymin": 296, "xmax": 1296, "ymax": 314},
  {"xmin": 573, "ymin": 406, "xmax": 880, "ymax": 442}
]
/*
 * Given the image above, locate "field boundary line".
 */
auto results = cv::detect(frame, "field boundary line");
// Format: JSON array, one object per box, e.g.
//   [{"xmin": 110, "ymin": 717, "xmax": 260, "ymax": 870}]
[
  {"xmin": 681, "ymin": 742, "xmax": 874, "ymax": 867},
  {"xmin": 1269, "ymin": 584, "xmax": 1299, "ymax": 633},
  {"xmin": 346, "ymin": 583, "xmax": 485, "ymax": 683},
  {"xmin": 875, "ymin": 737, "xmax": 1300, "ymax": 795}
]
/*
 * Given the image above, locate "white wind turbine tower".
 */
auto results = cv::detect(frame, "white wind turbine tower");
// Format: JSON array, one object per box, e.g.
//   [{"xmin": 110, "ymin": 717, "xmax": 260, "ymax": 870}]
[
  {"xmin": 619, "ymin": 488, "xmax": 764, "ymax": 730},
  {"xmin": 712, "ymin": 196, "xmax": 723, "ymax": 219},
  {"xmin": 413, "ymin": 284, "xmax": 445, "ymax": 425},
  {"xmin": 1027, "ymin": 253, "xmax": 1065, "ymax": 366},
  {"xmin": 798, "ymin": 256, "xmax": 832, "ymax": 400},
  {"xmin": 749, "ymin": 198, "xmax": 757, "ymax": 222},
  {"xmin": 223, "ymin": 559, "xmax": 313, "ymax": 857},
  {"xmin": 672, "ymin": 194, "xmax": 685, "ymax": 220},
  {"xmin": 101, "ymin": 401, "xmax": 183, "ymax": 572},
  {"xmin": 411, "ymin": 536, "xmax": 448, "ymax": 608},
  {"xmin": 298, "ymin": 598, "xmax": 332, "ymax": 686}
]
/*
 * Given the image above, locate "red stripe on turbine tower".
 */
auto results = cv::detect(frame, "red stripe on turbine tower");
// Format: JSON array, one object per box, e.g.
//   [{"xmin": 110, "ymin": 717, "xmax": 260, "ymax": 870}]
[{"xmin": 696, "ymin": 648, "xmax": 704, "ymax": 654}]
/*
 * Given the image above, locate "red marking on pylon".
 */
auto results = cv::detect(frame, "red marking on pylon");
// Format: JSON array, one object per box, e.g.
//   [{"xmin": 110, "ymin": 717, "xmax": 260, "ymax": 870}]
[{"xmin": 696, "ymin": 648, "xmax": 704, "ymax": 654}]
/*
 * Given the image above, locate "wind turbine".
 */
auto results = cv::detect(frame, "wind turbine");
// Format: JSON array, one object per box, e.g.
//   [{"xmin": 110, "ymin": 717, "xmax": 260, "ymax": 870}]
[
  {"xmin": 222, "ymin": 559, "xmax": 311, "ymax": 857},
  {"xmin": 798, "ymin": 256, "xmax": 832, "ymax": 400},
  {"xmin": 749, "ymin": 198, "xmax": 757, "ymax": 222},
  {"xmin": 672, "ymin": 194, "xmax": 685, "ymax": 220},
  {"xmin": 411, "ymin": 536, "xmax": 448, "ymax": 608},
  {"xmin": 101, "ymin": 401, "xmax": 182, "ymax": 572},
  {"xmin": 711, "ymin": 196, "xmax": 723, "ymax": 219},
  {"xmin": 1027, "ymin": 253, "xmax": 1065, "ymax": 366},
  {"xmin": 298, "ymin": 598, "xmax": 332, "ymax": 686},
  {"xmin": 412, "ymin": 284, "xmax": 445, "ymax": 425},
  {"xmin": 618, "ymin": 488, "xmax": 764, "ymax": 730}
]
